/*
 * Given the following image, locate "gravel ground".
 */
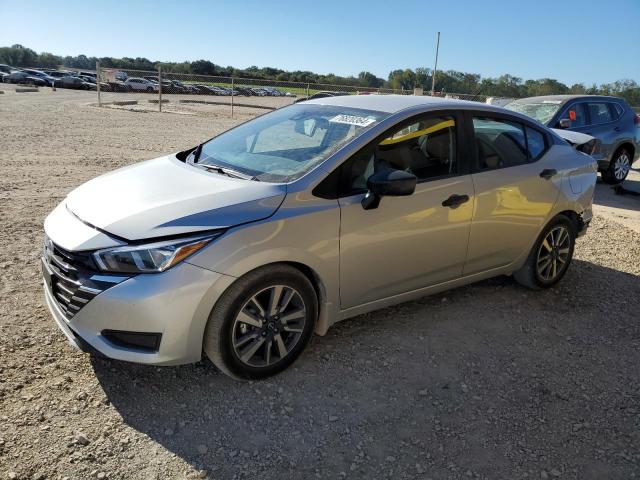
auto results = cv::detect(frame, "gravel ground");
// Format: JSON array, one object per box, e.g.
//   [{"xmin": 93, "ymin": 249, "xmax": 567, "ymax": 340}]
[{"xmin": 0, "ymin": 88, "xmax": 639, "ymax": 480}]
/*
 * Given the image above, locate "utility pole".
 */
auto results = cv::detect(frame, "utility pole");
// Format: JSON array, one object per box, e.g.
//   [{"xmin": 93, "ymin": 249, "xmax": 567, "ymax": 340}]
[
  {"xmin": 96, "ymin": 61, "xmax": 101, "ymax": 106},
  {"xmin": 158, "ymin": 66, "xmax": 162, "ymax": 112},
  {"xmin": 431, "ymin": 32, "xmax": 440, "ymax": 96}
]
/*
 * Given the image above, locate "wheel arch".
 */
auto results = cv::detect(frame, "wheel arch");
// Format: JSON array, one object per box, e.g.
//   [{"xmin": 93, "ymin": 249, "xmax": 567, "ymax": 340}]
[
  {"xmin": 280, "ymin": 261, "xmax": 331, "ymax": 336},
  {"xmin": 555, "ymin": 209, "xmax": 582, "ymax": 234},
  {"xmin": 511, "ymin": 209, "xmax": 582, "ymax": 273},
  {"xmin": 613, "ymin": 141, "xmax": 635, "ymax": 160},
  {"xmin": 211, "ymin": 260, "xmax": 333, "ymax": 337}
]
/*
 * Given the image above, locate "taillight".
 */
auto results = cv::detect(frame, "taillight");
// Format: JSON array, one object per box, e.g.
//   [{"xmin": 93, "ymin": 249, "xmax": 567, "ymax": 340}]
[{"xmin": 634, "ymin": 114, "xmax": 640, "ymax": 126}]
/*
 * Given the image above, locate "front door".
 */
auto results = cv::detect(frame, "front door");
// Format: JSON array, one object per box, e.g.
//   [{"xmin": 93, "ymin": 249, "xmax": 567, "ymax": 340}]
[{"xmin": 337, "ymin": 112, "xmax": 474, "ymax": 309}]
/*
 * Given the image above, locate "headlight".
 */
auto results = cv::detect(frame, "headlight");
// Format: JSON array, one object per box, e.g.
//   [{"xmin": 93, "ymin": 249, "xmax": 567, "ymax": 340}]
[{"xmin": 92, "ymin": 233, "xmax": 221, "ymax": 274}]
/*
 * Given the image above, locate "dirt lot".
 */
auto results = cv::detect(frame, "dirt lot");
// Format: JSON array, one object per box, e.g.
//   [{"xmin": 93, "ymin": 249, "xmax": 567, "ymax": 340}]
[{"xmin": 0, "ymin": 87, "xmax": 639, "ymax": 480}]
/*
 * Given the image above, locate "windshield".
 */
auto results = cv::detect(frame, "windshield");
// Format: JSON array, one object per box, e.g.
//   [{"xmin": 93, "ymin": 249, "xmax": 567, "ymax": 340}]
[
  {"xmin": 194, "ymin": 103, "xmax": 389, "ymax": 182},
  {"xmin": 504, "ymin": 100, "xmax": 563, "ymax": 125}
]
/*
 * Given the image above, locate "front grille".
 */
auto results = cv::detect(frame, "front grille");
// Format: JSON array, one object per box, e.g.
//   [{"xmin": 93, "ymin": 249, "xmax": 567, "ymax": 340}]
[{"xmin": 42, "ymin": 237, "xmax": 128, "ymax": 319}]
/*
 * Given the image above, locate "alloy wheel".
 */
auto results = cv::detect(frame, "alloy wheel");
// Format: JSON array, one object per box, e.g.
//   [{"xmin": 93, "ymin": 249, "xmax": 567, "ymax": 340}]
[
  {"xmin": 536, "ymin": 226, "xmax": 571, "ymax": 282},
  {"xmin": 613, "ymin": 152, "xmax": 630, "ymax": 180},
  {"xmin": 231, "ymin": 285, "xmax": 307, "ymax": 367}
]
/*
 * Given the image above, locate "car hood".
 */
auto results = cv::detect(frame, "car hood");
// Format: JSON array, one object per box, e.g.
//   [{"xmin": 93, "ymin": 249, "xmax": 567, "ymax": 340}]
[
  {"xmin": 551, "ymin": 128, "xmax": 594, "ymax": 147},
  {"xmin": 65, "ymin": 155, "xmax": 286, "ymax": 241}
]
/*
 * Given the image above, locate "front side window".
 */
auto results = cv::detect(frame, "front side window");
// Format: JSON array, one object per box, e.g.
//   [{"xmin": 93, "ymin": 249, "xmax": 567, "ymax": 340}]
[
  {"xmin": 558, "ymin": 103, "xmax": 587, "ymax": 128},
  {"xmin": 587, "ymin": 103, "xmax": 613, "ymax": 125},
  {"xmin": 339, "ymin": 115, "xmax": 457, "ymax": 195},
  {"xmin": 377, "ymin": 116, "xmax": 457, "ymax": 179},
  {"xmin": 194, "ymin": 104, "xmax": 389, "ymax": 182},
  {"xmin": 473, "ymin": 117, "xmax": 527, "ymax": 169}
]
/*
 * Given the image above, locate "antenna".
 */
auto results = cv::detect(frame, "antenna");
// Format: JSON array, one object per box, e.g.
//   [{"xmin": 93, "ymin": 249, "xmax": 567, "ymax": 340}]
[{"xmin": 431, "ymin": 32, "xmax": 440, "ymax": 96}]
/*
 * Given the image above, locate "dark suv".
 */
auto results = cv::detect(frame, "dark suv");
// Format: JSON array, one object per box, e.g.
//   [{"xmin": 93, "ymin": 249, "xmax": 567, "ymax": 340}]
[{"xmin": 505, "ymin": 95, "xmax": 640, "ymax": 183}]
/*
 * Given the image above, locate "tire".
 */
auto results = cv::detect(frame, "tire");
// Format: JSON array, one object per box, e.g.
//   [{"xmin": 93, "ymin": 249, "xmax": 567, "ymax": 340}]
[
  {"xmin": 513, "ymin": 215, "xmax": 576, "ymax": 290},
  {"xmin": 203, "ymin": 264, "xmax": 318, "ymax": 380},
  {"xmin": 602, "ymin": 147, "xmax": 632, "ymax": 184}
]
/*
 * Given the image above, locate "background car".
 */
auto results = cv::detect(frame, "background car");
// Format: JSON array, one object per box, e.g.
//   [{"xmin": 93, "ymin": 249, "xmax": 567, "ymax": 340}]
[
  {"xmin": 232, "ymin": 86, "xmax": 252, "ymax": 96},
  {"xmin": 208, "ymin": 86, "xmax": 229, "ymax": 95},
  {"xmin": 21, "ymin": 69, "xmax": 56, "ymax": 86},
  {"xmin": 79, "ymin": 75, "xmax": 111, "ymax": 91},
  {"xmin": 43, "ymin": 70, "xmax": 76, "ymax": 80},
  {"xmin": 505, "ymin": 95, "xmax": 640, "ymax": 184},
  {"xmin": 250, "ymin": 87, "xmax": 267, "ymax": 96},
  {"xmin": 106, "ymin": 80, "xmax": 130, "ymax": 92},
  {"xmin": 3, "ymin": 70, "xmax": 49, "ymax": 86},
  {"xmin": 124, "ymin": 77, "xmax": 158, "ymax": 92},
  {"xmin": 191, "ymin": 84, "xmax": 216, "ymax": 95},
  {"xmin": 54, "ymin": 76, "xmax": 96, "ymax": 90}
]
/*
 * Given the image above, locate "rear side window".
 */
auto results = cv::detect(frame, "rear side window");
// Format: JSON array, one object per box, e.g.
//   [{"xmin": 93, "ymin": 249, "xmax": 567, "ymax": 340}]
[
  {"xmin": 611, "ymin": 103, "xmax": 624, "ymax": 120},
  {"xmin": 473, "ymin": 117, "xmax": 527, "ymax": 169},
  {"xmin": 558, "ymin": 103, "xmax": 587, "ymax": 128},
  {"xmin": 587, "ymin": 103, "xmax": 613, "ymax": 125}
]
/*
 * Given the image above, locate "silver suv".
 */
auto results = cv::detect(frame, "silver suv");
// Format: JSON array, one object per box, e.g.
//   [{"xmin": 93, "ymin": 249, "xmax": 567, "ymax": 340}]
[
  {"xmin": 505, "ymin": 95, "xmax": 640, "ymax": 184},
  {"xmin": 42, "ymin": 95, "xmax": 597, "ymax": 379}
]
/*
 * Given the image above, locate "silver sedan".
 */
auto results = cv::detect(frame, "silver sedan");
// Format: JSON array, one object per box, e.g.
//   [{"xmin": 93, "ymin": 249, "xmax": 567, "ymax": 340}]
[{"xmin": 42, "ymin": 95, "xmax": 597, "ymax": 379}]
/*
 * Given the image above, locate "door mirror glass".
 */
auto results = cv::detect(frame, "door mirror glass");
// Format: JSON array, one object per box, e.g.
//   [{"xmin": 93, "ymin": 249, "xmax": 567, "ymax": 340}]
[
  {"xmin": 558, "ymin": 118, "xmax": 571, "ymax": 129},
  {"xmin": 362, "ymin": 168, "xmax": 417, "ymax": 210},
  {"xmin": 294, "ymin": 118, "xmax": 317, "ymax": 137}
]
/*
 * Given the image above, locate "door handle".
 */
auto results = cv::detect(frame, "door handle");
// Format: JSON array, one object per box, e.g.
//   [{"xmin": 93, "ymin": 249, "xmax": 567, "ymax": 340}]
[
  {"xmin": 442, "ymin": 194, "xmax": 470, "ymax": 208},
  {"xmin": 539, "ymin": 168, "xmax": 557, "ymax": 180},
  {"xmin": 614, "ymin": 126, "xmax": 621, "ymax": 132}
]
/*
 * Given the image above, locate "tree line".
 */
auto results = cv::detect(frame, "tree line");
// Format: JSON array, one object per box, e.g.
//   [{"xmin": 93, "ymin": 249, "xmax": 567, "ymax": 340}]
[{"xmin": 2, "ymin": 44, "xmax": 638, "ymax": 105}]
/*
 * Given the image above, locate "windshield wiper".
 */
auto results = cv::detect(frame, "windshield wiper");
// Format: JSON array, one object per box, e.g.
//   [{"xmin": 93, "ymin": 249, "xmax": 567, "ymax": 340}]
[
  {"xmin": 197, "ymin": 163, "xmax": 255, "ymax": 180},
  {"xmin": 186, "ymin": 144, "xmax": 203, "ymax": 164},
  {"xmin": 187, "ymin": 147, "xmax": 259, "ymax": 181}
]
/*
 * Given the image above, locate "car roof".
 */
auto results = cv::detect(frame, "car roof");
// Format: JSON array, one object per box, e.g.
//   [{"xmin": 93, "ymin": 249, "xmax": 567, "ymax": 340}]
[
  {"xmin": 509, "ymin": 94, "xmax": 623, "ymax": 104},
  {"xmin": 304, "ymin": 94, "xmax": 510, "ymax": 114}
]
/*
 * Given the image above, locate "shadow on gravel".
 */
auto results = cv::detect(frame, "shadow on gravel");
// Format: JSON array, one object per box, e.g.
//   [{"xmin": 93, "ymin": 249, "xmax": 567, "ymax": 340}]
[
  {"xmin": 594, "ymin": 174, "xmax": 640, "ymax": 212},
  {"xmin": 91, "ymin": 259, "xmax": 639, "ymax": 479}
]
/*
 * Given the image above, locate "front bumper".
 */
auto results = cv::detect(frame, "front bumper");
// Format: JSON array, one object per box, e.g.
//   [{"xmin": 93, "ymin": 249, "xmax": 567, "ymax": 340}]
[{"xmin": 43, "ymin": 261, "xmax": 236, "ymax": 365}]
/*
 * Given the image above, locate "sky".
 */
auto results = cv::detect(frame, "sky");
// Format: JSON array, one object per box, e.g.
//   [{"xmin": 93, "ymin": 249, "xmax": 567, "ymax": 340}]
[{"xmin": 1, "ymin": 0, "xmax": 639, "ymax": 86}]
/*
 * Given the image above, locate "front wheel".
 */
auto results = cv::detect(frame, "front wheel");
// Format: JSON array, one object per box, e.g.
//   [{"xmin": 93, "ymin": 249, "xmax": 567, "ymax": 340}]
[
  {"xmin": 602, "ymin": 148, "xmax": 632, "ymax": 184},
  {"xmin": 513, "ymin": 215, "xmax": 576, "ymax": 290},
  {"xmin": 203, "ymin": 264, "xmax": 317, "ymax": 379}
]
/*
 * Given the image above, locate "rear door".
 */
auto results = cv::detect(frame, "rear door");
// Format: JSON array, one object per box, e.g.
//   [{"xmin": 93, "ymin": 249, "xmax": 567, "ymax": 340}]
[{"xmin": 465, "ymin": 113, "xmax": 561, "ymax": 275}]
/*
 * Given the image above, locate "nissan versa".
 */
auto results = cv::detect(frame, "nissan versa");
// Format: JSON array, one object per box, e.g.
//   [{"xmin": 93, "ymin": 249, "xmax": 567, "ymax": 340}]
[{"xmin": 42, "ymin": 95, "xmax": 597, "ymax": 379}]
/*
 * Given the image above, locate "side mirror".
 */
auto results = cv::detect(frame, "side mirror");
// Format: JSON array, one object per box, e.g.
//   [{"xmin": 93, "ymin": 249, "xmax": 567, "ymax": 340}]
[
  {"xmin": 558, "ymin": 118, "xmax": 571, "ymax": 129},
  {"xmin": 294, "ymin": 118, "xmax": 317, "ymax": 137},
  {"xmin": 361, "ymin": 168, "xmax": 417, "ymax": 210}
]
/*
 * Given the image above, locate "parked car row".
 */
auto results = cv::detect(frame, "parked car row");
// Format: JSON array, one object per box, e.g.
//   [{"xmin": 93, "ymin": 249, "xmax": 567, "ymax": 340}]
[
  {"xmin": 130, "ymin": 76, "xmax": 294, "ymax": 97},
  {"xmin": 0, "ymin": 65, "xmax": 296, "ymax": 97}
]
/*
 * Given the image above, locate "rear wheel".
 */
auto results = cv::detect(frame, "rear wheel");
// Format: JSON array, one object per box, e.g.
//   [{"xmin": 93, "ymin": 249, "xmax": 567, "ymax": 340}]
[
  {"xmin": 513, "ymin": 215, "xmax": 576, "ymax": 289},
  {"xmin": 602, "ymin": 147, "xmax": 632, "ymax": 184},
  {"xmin": 203, "ymin": 264, "xmax": 317, "ymax": 379}
]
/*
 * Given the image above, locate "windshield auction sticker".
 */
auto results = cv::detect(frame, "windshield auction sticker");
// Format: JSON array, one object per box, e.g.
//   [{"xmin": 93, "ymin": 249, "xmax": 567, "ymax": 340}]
[{"xmin": 329, "ymin": 114, "xmax": 376, "ymax": 127}]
